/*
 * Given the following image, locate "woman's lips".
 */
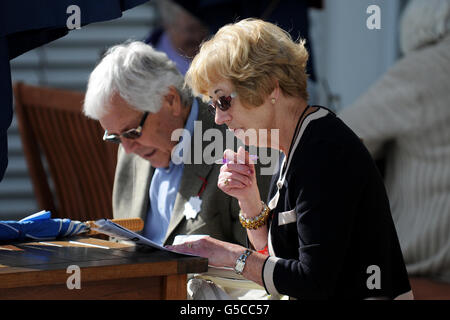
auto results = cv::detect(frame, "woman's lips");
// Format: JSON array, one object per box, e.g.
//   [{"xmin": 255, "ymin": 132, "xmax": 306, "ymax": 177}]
[{"xmin": 229, "ymin": 127, "xmax": 245, "ymax": 133}]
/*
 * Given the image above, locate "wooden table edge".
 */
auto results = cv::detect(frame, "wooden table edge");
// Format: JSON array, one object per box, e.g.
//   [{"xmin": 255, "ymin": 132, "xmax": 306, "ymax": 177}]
[{"xmin": 0, "ymin": 257, "xmax": 208, "ymax": 290}]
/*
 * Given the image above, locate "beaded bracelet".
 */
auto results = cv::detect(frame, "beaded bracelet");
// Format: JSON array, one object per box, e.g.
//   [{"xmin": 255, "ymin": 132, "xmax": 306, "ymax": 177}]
[{"xmin": 239, "ymin": 202, "xmax": 271, "ymax": 230}]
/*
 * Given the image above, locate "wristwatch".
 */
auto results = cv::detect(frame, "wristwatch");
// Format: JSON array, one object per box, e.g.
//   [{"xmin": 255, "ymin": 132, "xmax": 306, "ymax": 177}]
[{"xmin": 234, "ymin": 249, "xmax": 253, "ymax": 275}]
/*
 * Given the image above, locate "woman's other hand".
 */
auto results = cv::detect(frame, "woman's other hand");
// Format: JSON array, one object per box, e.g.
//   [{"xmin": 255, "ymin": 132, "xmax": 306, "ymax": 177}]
[{"xmin": 218, "ymin": 146, "xmax": 263, "ymax": 217}]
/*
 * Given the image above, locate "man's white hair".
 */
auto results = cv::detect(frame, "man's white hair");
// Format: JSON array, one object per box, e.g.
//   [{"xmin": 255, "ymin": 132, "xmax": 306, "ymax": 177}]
[
  {"xmin": 83, "ymin": 41, "xmax": 192, "ymax": 119},
  {"xmin": 400, "ymin": 0, "xmax": 450, "ymax": 54}
]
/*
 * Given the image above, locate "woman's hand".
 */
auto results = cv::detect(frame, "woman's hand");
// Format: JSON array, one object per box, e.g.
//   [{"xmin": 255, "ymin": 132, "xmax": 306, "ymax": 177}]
[
  {"xmin": 165, "ymin": 236, "xmax": 244, "ymax": 268},
  {"xmin": 218, "ymin": 147, "xmax": 262, "ymax": 217}
]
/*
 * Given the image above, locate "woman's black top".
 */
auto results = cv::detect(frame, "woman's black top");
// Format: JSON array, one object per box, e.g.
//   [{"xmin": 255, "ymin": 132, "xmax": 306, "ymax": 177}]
[{"xmin": 261, "ymin": 106, "xmax": 411, "ymax": 299}]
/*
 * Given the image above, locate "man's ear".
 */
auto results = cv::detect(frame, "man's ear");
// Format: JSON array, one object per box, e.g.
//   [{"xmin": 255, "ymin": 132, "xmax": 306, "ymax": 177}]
[{"xmin": 164, "ymin": 86, "xmax": 182, "ymax": 116}]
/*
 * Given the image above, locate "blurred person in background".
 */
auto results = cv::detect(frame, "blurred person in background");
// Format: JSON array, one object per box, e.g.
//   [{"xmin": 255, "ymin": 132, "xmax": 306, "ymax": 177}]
[
  {"xmin": 144, "ymin": 0, "xmax": 209, "ymax": 75},
  {"xmin": 339, "ymin": 0, "xmax": 450, "ymax": 295}
]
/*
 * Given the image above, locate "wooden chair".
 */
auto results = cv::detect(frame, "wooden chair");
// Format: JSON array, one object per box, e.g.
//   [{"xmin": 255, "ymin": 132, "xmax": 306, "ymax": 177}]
[
  {"xmin": 410, "ymin": 277, "xmax": 450, "ymax": 300},
  {"xmin": 13, "ymin": 82, "xmax": 118, "ymax": 221}
]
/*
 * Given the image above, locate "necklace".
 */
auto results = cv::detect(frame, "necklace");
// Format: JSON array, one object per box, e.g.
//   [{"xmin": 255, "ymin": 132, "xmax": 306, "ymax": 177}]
[{"xmin": 282, "ymin": 105, "xmax": 311, "ymax": 175}]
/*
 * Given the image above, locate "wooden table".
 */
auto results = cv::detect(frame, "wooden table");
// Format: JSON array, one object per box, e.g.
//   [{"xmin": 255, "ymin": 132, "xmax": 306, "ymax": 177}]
[{"xmin": 0, "ymin": 237, "xmax": 208, "ymax": 299}]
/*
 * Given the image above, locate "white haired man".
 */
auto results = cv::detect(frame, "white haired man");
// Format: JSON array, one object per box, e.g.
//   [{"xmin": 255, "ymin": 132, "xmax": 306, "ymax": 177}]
[{"xmin": 83, "ymin": 41, "xmax": 271, "ymax": 246}]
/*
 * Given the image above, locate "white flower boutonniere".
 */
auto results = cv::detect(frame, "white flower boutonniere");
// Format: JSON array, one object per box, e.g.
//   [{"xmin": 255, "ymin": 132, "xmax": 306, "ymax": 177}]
[{"xmin": 184, "ymin": 196, "xmax": 202, "ymax": 220}]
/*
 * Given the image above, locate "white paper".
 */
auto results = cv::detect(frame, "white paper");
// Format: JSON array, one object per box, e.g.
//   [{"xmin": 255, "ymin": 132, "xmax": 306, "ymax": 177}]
[{"xmin": 172, "ymin": 234, "xmax": 208, "ymax": 245}]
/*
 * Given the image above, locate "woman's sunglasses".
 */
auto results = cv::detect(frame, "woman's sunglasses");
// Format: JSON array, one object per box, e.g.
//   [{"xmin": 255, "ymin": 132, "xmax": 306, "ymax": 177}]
[
  {"xmin": 208, "ymin": 92, "xmax": 237, "ymax": 115},
  {"xmin": 103, "ymin": 112, "xmax": 149, "ymax": 144}
]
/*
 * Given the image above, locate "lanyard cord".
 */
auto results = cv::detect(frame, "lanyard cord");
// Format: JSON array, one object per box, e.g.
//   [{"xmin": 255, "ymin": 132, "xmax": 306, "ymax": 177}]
[{"xmin": 282, "ymin": 104, "xmax": 311, "ymax": 175}]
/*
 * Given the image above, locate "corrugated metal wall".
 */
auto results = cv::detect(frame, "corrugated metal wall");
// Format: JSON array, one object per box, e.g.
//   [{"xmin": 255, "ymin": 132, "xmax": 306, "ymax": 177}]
[{"xmin": 0, "ymin": 2, "xmax": 157, "ymax": 220}]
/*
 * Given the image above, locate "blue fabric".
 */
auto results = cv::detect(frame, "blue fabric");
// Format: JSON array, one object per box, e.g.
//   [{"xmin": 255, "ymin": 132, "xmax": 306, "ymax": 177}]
[
  {"xmin": 154, "ymin": 31, "xmax": 190, "ymax": 75},
  {"xmin": 0, "ymin": 210, "xmax": 89, "ymax": 241},
  {"xmin": 143, "ymin": 100, "xmax": 199, "ymax": 245},
  {"xmin": 0, "ymin": 0, "xmax": 148, "ymax": 182}
]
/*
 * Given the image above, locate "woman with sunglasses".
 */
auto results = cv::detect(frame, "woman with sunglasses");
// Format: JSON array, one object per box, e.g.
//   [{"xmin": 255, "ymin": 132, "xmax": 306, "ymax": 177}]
[{"xmin": 167, "ymin": 19, "xmax": 412, "ymax": 300}]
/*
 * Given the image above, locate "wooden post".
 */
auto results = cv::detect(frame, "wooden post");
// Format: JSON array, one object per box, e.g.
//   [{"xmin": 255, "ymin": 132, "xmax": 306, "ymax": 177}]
[{"xmin": 163, "ymin": 274, "xmax": 187, "ymax": 300}]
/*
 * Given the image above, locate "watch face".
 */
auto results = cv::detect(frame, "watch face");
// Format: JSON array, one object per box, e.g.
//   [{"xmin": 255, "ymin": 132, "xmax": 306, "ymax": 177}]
[{"xmin": 235, "ymin": 260, "xmax": 245, "ymax": 273}]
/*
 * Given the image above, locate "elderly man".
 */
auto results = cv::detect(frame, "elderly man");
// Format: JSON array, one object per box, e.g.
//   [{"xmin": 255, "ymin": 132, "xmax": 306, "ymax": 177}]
[{"xmin": 83, "ymin": 41, "xmax": 271, "ymax": 246}]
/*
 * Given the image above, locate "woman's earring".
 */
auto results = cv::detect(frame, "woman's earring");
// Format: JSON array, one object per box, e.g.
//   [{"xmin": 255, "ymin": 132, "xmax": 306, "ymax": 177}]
[{"xmin": 271, "ymin": 98, "xmax": 276, "ymax": 105}]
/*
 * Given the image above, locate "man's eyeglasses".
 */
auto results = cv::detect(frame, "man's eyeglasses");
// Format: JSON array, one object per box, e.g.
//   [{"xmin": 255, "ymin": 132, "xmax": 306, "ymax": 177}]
[
  {"xmin": 103, "ymin": 112, "xmax": 149, "ymax": 144},
  {"xmin": 208, "ymin": 92, "xmax": 237, "ymax": 115}
]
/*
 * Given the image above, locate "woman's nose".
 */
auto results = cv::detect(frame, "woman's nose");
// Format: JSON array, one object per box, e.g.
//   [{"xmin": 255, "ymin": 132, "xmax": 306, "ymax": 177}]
[{"xmin": 214, "ymin": 108, "xmax": 231, "ymax": 126}]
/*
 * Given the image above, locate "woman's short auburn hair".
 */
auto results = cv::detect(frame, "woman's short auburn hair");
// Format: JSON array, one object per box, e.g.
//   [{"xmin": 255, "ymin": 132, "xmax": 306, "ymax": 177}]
[{"xmin": 185, "ymin": 18, "xmax": 309, "ymax": 107}]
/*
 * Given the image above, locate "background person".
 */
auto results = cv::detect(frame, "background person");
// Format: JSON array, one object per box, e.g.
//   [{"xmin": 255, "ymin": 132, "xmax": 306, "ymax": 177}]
[
  {"xmin": 339, "ymin": 0, "xmax": 450, "ymax": 291},
  {"xmin": 168, "ymin": 18, "xmax": 412, "ymax": 300},
  {"xmin": 145, "ymin": 0, "xmax": 208, "ymax": 75},
  {"xmin": 83, "ymin": 41, "xmax": 271, "ymax": 246}
]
